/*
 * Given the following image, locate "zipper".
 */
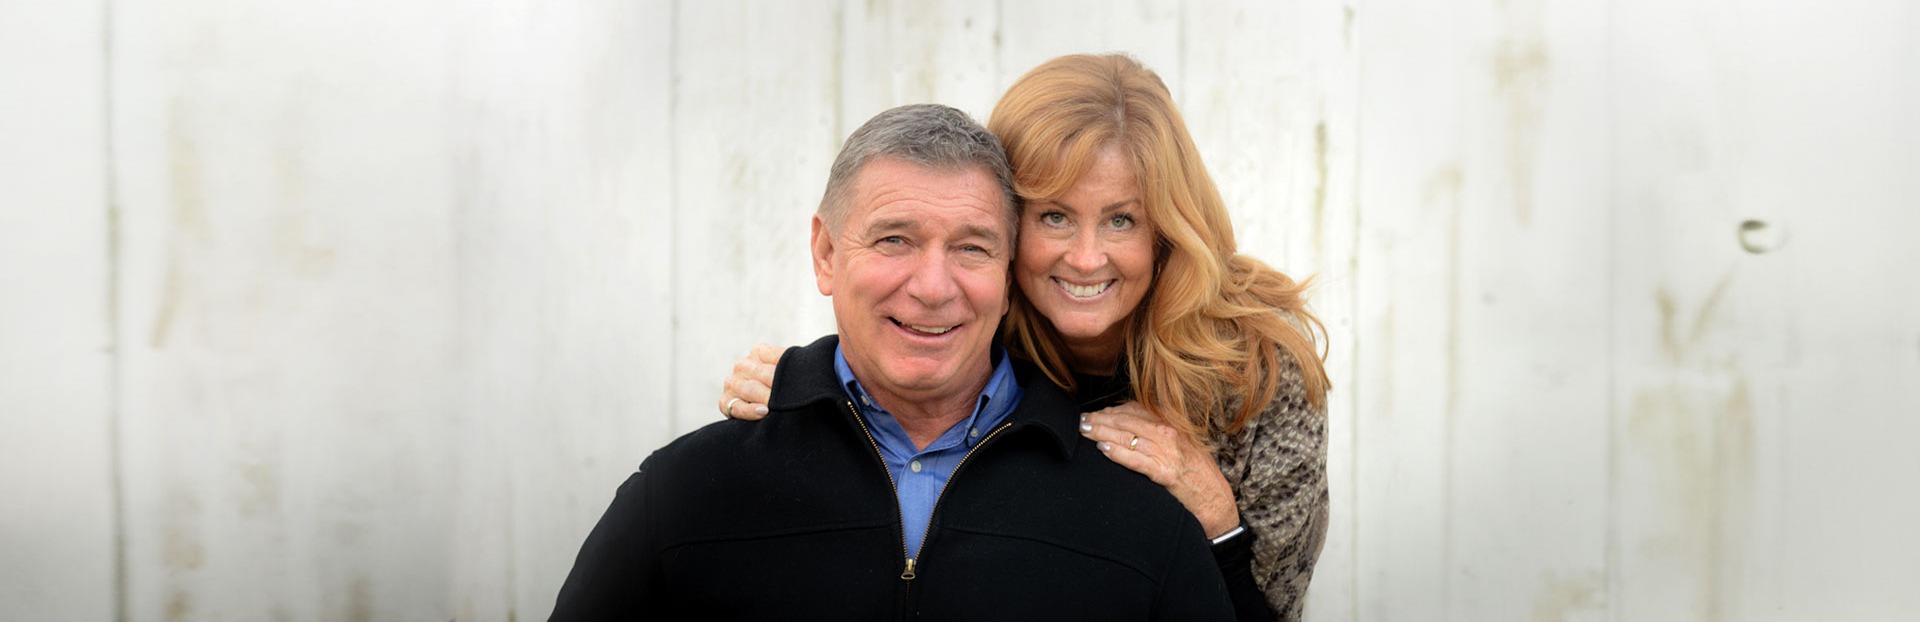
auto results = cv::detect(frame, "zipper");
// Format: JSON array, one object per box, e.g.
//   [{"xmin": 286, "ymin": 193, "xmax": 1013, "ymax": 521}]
[
  {"xmin": 903, "ymin": 420, "xmax": 1014, "ymax": 584},
  {"xmin": 846, "ymin": 397, "xmax": 1016, "ymax": 611},
  {"xmin": 842, "ymin": 401, "xmax": 913, "ymax": 583}
]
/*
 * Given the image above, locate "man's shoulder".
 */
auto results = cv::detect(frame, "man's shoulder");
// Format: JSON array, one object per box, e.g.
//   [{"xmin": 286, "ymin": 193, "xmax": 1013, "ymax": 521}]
[{"xmin": 644, "ymin": 403, "xmax": 839, "ymax": 472}]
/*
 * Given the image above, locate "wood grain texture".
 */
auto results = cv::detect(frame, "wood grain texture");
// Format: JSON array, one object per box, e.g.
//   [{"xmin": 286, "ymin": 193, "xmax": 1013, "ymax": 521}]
[
  {"xmin": 669, "ymin": 0, "xmax": 842, "ymax": 436},
  {"xmin": 109, "ymin": 1, "xmax": 465, "ymax": 618},
  {"xmin": 1610, "ymin": 0, "xmax": 1920, "ymax": 618},
  {"xmin": 445, "ymin": 1, "xmax": 677, "ymax": 618},
  {"xmin": 1178, "ymin": 2, "xmax": 1362, "ymax": 618},
  {"xmin": 1352, "ymin": 1, "xmax": 1613, "ymax": 619}
]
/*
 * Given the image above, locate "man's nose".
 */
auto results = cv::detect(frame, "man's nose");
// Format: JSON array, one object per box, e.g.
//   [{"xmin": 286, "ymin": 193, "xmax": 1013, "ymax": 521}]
[{"xmin": 904, "ymin": 250, "xmax": 961, "ymax": 306}]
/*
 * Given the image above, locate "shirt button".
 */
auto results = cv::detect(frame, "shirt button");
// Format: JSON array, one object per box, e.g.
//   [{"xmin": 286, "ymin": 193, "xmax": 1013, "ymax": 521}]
[
  {"xmin": 861, "ymin": 395, "xmax": 872, "ymax": 407},
  {"xmin": 968, "ymin": 427, "xmax": 979, "ymax": 438},
  {"xmin": 909, "ymin": 460, "xmax": 923, "ymax": 473}
]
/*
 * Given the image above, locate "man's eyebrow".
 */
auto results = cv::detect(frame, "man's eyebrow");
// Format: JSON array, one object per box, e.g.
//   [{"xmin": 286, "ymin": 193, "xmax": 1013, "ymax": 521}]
[
  {"xmin": 861, "ymin": 218, "xmax": 1005, "ymax": 245},
  {"xmin": 862, "ymin": 217, "xmax": 919, "ymax": 236},
  {"xmin": 955, "ymin": 223, "xmax": 1007, "ymax": 245}
]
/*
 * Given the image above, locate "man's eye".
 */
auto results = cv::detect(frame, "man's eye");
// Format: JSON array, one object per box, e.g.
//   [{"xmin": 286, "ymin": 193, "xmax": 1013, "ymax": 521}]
[{"xmin": 878, "ymin": 236, "xmax": 907, "ymax": 245}]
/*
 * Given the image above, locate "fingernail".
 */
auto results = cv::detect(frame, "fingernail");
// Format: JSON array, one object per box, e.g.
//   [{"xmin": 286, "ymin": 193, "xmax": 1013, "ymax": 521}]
[
  {"xmin": 1097, "ymin": 441, "xmax": 1112, "ymax": 452},
  {"xmin": 1079, "ymin": 422, "xmax": 1093, "ymax": 433},
  {"xmin": 754, "ymin": 406, "xmax": 769, "ymax": 415}
]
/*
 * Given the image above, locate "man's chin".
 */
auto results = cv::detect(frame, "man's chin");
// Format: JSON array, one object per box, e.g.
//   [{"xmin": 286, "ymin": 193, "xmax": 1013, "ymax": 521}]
[{"xmin": 866, "ymin": 364, "xmax": 970, "ymax": 399}]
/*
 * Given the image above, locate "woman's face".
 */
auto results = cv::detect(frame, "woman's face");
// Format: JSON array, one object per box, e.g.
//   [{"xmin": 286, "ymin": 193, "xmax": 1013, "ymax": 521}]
[{"xmin": 1015, "ymin": 147, "xmax": 1159, "ymax": 358}]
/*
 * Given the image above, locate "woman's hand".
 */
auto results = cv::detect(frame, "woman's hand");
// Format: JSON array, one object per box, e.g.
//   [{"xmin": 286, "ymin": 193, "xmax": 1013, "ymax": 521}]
[
  {"xmin": 1080, "ymin": 402, "xmax": 1241, "ymax": 538},
  {"xmin": 716, "ymin": 343, "xmax": 782, "ymax": 421}
]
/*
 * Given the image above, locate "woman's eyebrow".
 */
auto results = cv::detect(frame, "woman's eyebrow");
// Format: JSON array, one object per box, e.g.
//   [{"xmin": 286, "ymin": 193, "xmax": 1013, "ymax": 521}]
[{"xmin": 1050, "ymin": 198, "xmax": 1141, "ymax": 214}]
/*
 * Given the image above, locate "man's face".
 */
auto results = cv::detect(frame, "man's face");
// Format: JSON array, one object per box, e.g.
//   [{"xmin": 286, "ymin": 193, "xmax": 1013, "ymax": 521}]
[{"xmin": 812, "ymin": 157, "xmax": 1012, "ymax": 407}]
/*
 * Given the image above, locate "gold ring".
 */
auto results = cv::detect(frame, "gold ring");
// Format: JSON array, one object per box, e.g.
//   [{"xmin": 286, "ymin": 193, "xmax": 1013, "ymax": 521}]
[
  {"xmin": 724, "ymin": 397, "xmax": 741, "ymax": 418},
  {"xmin": 1129, "ymin": 435, "xmax": 1140, "ymax": 450}
]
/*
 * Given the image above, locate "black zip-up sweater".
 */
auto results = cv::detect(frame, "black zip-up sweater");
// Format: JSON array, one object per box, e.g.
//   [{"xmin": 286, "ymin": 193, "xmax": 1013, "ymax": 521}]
[{"xmin": 551, "ymin": 335, "xmax": 1234, "ymax": 621}]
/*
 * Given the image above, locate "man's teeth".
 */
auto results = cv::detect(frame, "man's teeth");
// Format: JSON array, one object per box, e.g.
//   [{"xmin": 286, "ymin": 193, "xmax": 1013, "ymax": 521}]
[
  {"xmin": 1059, "ymin": 279, "xmax": 1111, "ymax": 298},
  {"xmin": 905, "ymin": 323, "xmax": 955, "ymax": 335}
]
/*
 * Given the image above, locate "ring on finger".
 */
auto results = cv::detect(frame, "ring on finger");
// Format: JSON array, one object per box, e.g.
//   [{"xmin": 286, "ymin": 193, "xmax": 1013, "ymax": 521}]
[
  {"xmin": 1129, "ymin": 435, "xmax": 1140, "ymax": 450},
  {"xmin": 723, "ymin": 397, "xmax": 742, "ymax": 419}
]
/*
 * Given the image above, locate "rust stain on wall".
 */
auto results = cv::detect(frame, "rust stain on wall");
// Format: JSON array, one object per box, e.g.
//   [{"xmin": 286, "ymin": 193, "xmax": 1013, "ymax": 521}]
[
  {"xmin": 1531, "ymin": 570, "xmax": 1603, "ymax": 622},
  {"xmin": 152, "ymin": 97, "xmax": 211, "ymax": 348},
  {"xmin": 163, "ymin": 485, "xmax": 204, "ymax": 622},
  {"xmin": 1377, "ymin": 302, "xmax": 1396, "ymax": 421},
  {"xmin": 161, "ymin": 487, "xmax": 205, "ymax": 571},
  {"xmin": 1633, "ymin": 276, "xmax": 1756, "ymax": 620},
  {"xmin": 347, "ymin": 575, "xmax": 373, "ymax": 622},
  {"xmin": 166, "ymin": 590, "xmax": 194, "ymax": 622},
  {"xmin": 1492, "ymin": 2, "xmax": 1549, "ymax": 227},
  {"xmin": 235, "ymin": 461, "xmax": 282, "ymax": 518},
  {"xmin": 1423, "ymin": 164, "xmax": 1465, "ymax": 583},
  {"xmin": 1343, "ymin": 5, "xmax": 1356, "ymax": 47},
  {"xmin": 273, "ymin": 137, "xmax": 336, "ymax": 279},
  {"xmin": 1312, "ymin": 119, "xmax": 1329, "ymax": 258}
]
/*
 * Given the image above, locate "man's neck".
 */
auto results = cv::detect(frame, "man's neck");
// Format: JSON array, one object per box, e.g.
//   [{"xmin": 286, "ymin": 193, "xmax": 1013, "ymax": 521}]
[{"xmin": 865, "ymin": 372, "xmax": 990, "ymax": 451}]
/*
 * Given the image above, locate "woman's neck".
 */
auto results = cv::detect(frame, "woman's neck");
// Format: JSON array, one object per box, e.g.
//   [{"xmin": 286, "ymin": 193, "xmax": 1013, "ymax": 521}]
[{"xmin": 1064, "ymin": 337, "xmax": 1124, "ymax": 376}]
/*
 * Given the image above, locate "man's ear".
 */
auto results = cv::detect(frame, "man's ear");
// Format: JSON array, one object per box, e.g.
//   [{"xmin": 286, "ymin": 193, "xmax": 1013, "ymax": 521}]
[{"xmin": 811, "ymin": 214, "xmax": 835, "ymax": 296}]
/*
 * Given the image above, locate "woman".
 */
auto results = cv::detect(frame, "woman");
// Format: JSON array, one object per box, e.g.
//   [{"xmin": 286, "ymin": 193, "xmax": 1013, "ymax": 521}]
[{"xmin": 718, "ymin": 53, "xmax": 1330, "ymax": 620}]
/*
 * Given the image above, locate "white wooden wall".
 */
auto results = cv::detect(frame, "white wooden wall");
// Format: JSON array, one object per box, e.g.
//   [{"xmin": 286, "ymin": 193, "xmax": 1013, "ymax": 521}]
[{"xmin": 3, "ymin": 1, "xmax": 1915, "ymax": 620}]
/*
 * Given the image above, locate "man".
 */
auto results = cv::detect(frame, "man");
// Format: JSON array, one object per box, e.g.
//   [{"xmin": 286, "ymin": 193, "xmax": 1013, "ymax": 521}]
[{"xmin": 550, "ymin": 104, "xmax": 1232, "ymax": 620}]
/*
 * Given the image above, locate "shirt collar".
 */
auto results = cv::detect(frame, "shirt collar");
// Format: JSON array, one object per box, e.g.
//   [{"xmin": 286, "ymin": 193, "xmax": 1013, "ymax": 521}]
[{"xmin": 833, "ymin": 345, "xmax": 1023, "ymax": 449}]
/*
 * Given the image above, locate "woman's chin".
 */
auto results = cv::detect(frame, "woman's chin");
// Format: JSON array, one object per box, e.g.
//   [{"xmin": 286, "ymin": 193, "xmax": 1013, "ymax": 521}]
[{"xmin": 1047, "ymin": 314, "xmax": 1125, "ymax": 346}]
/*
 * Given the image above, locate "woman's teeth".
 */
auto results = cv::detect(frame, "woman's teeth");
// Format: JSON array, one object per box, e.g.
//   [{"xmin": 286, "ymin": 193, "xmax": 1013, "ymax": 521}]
[{"xmin": 1056, "ymin": 278, "xmax": 1111, "ymax": 298}]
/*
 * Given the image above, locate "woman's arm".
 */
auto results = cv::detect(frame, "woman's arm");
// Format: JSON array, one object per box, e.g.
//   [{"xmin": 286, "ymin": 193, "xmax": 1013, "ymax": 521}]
[
  {"xmin": 715, "ymin": 343, "xmax": 783, "ymax": 420},
  {"xmin": 1214, "ymin": 361, "xmax": 1329, "ymax": 621}
]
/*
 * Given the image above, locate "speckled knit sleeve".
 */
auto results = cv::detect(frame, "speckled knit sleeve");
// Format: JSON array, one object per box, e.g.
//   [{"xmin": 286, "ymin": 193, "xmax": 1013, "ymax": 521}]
[{"xmin": 1213, "ymin": 347, "xmax": 1330, "ymax": 621}]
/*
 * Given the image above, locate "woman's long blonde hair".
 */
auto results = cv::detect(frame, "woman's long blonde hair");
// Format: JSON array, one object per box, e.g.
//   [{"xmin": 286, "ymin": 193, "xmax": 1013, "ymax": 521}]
[{"xmin": 989, "ymin": 53, "xmax": 1330, "ymax": 445}]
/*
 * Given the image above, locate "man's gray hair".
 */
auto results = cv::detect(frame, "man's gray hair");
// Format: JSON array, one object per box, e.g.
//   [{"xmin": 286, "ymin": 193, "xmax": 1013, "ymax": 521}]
[{"xmin": 818, "ymin": 104, "xmax": 1018, "ymax": 237}]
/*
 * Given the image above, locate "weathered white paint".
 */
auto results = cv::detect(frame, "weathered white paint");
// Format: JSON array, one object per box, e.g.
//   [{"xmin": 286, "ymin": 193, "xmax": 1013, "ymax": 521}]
[
  {"xmin": 1176, "ymin": 3, "xmax": 1362, "ymax": 620},
  {"xmin": 4, "ymin": 1, "xmax": 1917, "ymax": 620},
  {"xmin": 1610, "ymin": 0, "xmax": 1920, "ymax": 618},
  {"xmin": 444, "ymin": 2, "xmax": 678, "ymax": 619},
  {"xmin": 0, "ymin": 2, "xmax": 116, "ymax": 620}
]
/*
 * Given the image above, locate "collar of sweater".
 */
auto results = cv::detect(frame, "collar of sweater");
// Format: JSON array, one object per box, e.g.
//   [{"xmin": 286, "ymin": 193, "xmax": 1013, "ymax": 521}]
[{"xmin": 768, "ymin": 334, "xmax": 1082, "ymax": 459}]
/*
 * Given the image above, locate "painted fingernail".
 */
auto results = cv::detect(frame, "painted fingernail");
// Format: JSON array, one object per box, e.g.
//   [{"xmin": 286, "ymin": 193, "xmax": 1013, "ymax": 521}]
[
  {"xmin": 1079, "ymin": 422, "xmax": 1093, "ymax": 433},
  {"xmin": 754, "ymin": 405, "xmax": 769, "ymax": 416},
  {"xmin": 1097, "ymin": 441, "xmax": 1112, "ymax": 452}
]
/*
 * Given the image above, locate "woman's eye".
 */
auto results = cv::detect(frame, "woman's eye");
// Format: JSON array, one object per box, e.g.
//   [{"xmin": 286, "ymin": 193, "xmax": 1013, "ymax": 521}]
[
  {"xmin": 1108, "ymin": 214, "xmax": 1135, "ymax": 229},
  {"xmin": 1039, "ymin": 212, "xmax": 1067, "ymax": 226}
]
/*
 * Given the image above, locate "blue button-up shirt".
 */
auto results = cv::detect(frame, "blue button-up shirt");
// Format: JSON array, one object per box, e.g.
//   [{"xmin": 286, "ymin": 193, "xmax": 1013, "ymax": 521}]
[{"xmin": 834, "ymin": 345, "xmax": 1023, "ymax": 558}]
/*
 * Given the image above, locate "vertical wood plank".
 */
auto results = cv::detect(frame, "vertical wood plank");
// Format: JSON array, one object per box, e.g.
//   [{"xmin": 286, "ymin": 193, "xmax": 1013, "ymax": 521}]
[
  {"xmin": 839, "ymin": 0, "xmax": 1002, "ymax": 128},
  {"xmin": 1610, "ymin": 0, "xmax": 1920, "ymax": 618},
  {"xmin": 671, "ymin": 0, "xmax": 842, "ymax": 434},
  {"xmin": 1178, "ymin": 1, "xmax": 1362, "ymax": 618},
  {"xmin": 1353, "ymin": 0, "xmax": 1612, "ymax": 619},
  {"xmin": 111, "ymin": 1, "xmax": 464, "ymax": 618},
  {"xmin": 444, "ymin": 1, "xmax": 677, "ymax": 619},
  {"xmin": 994, "ymin": 0, "xmax": 1184, "ymax": 89},
  {"xmin": 0, "ymin": 2, "xmax": 116, "ymax": 620}
]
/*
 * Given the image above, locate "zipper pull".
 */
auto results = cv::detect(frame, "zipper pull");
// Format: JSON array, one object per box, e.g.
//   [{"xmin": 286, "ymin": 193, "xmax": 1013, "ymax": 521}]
[{"xmin": 901, "ymin": 557, "xmax": 917, "ymax": 581}]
